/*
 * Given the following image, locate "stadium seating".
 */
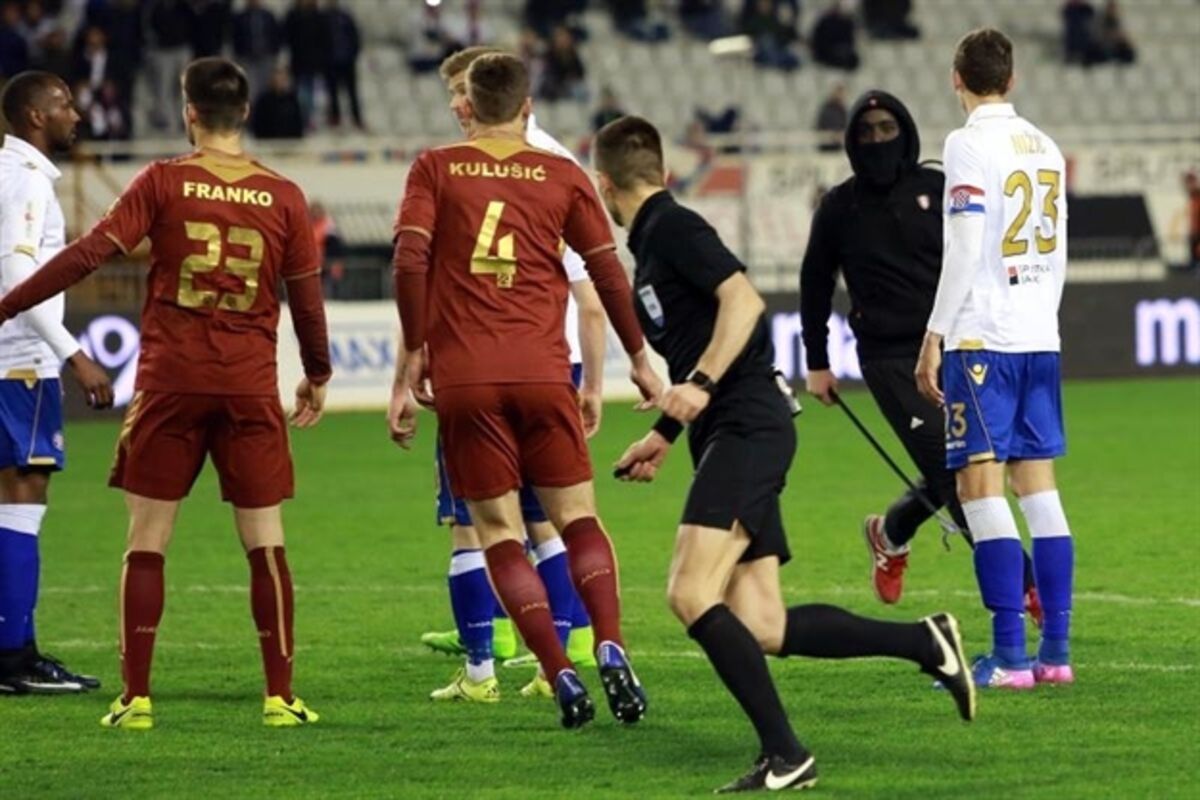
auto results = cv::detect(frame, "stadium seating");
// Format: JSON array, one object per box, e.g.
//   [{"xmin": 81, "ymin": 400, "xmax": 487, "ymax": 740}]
[{"xmin": 240, "ymin": 0, "xmax": 1199, "ymax": 144}]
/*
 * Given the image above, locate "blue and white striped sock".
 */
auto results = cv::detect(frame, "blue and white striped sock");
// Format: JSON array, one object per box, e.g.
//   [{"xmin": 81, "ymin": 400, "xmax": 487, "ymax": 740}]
[
  {"xmin": 534, "ymin": 537, "xmax": 575, "ymax": 647},
  {"xmin": 447, "ymin": 549, "xmax": 494, "ymax": 678},
  {"xmin": 0, "ymin": 505, "xmax": 45, "ymax": 652},
  {"xmin": 1020, "ymin": 490, "xmax": 1074, "ymax": 666},
  {"xmin": 964, "ymin": 496, "xmax": 1028, "ymax": 668}
]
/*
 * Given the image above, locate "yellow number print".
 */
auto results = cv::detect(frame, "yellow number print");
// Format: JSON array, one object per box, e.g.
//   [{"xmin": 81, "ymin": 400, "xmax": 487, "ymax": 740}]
[
  {"xmin": 177, "ymin": 222, "xmax": 265, "ymax": 311},
  {"xmin": 948, "ymin": 402, "xmax": 968, "ymax": 439},
  {"xmin": 1002, "ymin": 170, "xmax": 1061, "ymax": 258},
  {"xmin": 1001, "ymin": 171, "xmax": 1032, "ymax": 257},
  {"xmin": 179, "ymin": 221, "xmax": 222, "ymax": 308},
  {"xmin": 471, "ymin": 200, "xmax": 517, "ymax": 289},
  {"xmin": 1035, "ymin": 169, "xmax": 1060, "ymax": 255}
]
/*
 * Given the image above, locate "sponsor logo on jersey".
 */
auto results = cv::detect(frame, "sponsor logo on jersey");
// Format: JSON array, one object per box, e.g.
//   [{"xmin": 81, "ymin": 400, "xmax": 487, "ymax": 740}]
[{"xmin": 1008, "ymin": 266, "xmax": 1020, "ymax": 286}]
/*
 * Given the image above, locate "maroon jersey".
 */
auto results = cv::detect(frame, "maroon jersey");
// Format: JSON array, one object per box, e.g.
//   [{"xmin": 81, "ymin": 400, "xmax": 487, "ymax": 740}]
[
  {"xmin": 395, "ymin": 138, "xmax": 616, "ymax": 390},
  {"xmin": 94, "ymin": 149, "xmax": 320, "ymax": 396}
]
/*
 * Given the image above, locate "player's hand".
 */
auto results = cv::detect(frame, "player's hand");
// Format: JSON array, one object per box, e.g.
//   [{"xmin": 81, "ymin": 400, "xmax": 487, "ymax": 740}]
[
  {"xmin": 629, "ymin": 349, "xmax": 664, "ymax": 411},
  {"xmin": 404, "ymin": 347, "xmax": 435, "ymax": 408},
  {"xmin": 66, "ymin": 351, "xmax": 113, "ymax": 410},
  {"xmin": 615, "ymin": 430, "xmax": 671, "ymax": 482},
  {"xmin": 805, "ymin": 369, "xmax": 838, "ymax": 407},
  {"xmin": 659, "ymin": 382, "xmax": 710, "ymax": 424},
  {"xmin": 579, "ymin": 387, "xmax": 603, "ymax": 438},
  {"xmin": 291, "ymin": 378, "xmax": 326, "ymax": 428},
  {"xmin": 388, "ymin": 381, "xmax": 420, "ymax": 449},
  {"xmin": 915, "ymin": 333, "xmax": 944, "ymax": 406}
]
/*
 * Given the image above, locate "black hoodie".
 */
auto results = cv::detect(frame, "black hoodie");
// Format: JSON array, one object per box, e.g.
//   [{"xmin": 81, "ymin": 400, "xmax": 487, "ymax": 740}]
[{"xmin": 799, "ymin": 90, "xmax": 944, "ymax": 369}]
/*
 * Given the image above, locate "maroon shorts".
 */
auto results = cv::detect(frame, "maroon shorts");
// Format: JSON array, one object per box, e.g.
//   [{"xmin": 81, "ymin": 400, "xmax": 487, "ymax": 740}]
[
  {"xmin": 437, "ymin": 383, "xmax": 593, "ymax": 501},
  {"xmin": 110, "ymin": 391, "xmax": 294, "ymax": 508}
]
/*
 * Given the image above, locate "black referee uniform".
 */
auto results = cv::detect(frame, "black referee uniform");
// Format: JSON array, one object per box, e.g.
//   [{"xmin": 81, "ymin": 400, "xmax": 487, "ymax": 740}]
[
  {"xmin": 800, "ymin": 90, "xmax": 965, "ymax": 544},
  {"xmin": 629, "ymin": 190, "xmax": 794, "ymax": 563}
]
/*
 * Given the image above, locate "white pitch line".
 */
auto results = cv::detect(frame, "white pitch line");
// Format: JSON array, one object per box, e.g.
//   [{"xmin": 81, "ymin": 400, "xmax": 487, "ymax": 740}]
[
  {"xmin": 32, "ymin": 639, "xmax": 1199, "ymax": 673},
  {"xmin": 40, "ymin": 583, "xmax": 1200, "ymax": 608}
]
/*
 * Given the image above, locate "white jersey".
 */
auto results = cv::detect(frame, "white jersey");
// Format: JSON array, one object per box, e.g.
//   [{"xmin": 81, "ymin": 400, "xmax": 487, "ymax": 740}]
[
  {"xmin": 527, "ymin": 114, "xmax": 589, "ymax": 364},
  {"xmin": 0, "ymin": 135, "xmax": 75, "ymax": 378},
  {"xmin": 939, "ymin": 103, "xmax": 1067, "ymax": 353}
]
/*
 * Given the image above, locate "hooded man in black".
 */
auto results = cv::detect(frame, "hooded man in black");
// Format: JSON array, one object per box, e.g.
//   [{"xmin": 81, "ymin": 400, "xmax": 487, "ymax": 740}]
[{"xmin": 799, "ymin": 90, "xmax": 1038, "ymax": 616}]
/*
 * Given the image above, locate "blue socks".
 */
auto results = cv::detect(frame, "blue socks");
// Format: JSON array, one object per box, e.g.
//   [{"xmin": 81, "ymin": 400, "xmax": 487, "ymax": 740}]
[
  {"xmin": 534, "ymin": 538, "xmax": 578, "ymax": 646},
  {"xmin": 1020, "ymin": 491, "xmax": 1074, "ymax": 666},
  {"xmin": 0, "ymin": 505, "xmax": 45, "ymax": 652},
  {"xmin": 447, "ymin": 549, "xmax": 494, "ymax": 669},
  {"xmin": 964, "ymin": 497, "xmax": 1028, "ymax": 668}
]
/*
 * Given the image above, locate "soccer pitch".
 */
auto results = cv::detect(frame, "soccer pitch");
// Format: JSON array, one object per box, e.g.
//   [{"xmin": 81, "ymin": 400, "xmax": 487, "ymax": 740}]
[{"xmin": 1, "ymin": 377, "xmax": 1196, "ymax": 798}]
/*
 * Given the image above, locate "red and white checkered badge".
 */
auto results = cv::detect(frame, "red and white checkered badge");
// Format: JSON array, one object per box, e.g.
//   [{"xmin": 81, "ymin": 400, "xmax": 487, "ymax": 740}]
[{"xmin": 948, "ymin": 184, "xmax": 985, "ymax": 215}]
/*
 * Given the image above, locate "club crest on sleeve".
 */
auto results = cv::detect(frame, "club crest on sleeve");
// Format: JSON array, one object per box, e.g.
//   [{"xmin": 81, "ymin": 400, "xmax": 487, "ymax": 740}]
[{"xmin": 948, "ymin": 184, "xmax": 984, "ymax": 215}]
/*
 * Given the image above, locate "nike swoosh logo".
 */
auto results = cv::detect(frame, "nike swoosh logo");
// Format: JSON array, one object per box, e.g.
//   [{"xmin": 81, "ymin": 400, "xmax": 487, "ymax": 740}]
[
  {"xmin": 764, "ymin": 757, "xmax": 814, "ymax": 791},
  {"xmin": 109, "ymin": 708, "xmax": 130, "ymax": 725},
  {"xmin": 927, "ymin": 620, "xmax": 961, "ymax": 677},
  {"xmin": 282, "ymin": 705, "xmax": 308, "ymax": 722}
]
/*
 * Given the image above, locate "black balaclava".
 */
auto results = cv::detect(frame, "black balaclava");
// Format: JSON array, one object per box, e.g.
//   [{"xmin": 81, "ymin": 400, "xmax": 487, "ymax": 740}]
[{"xmin": 844, "ymin": 90, "xmax": 921, "ymax": 190}]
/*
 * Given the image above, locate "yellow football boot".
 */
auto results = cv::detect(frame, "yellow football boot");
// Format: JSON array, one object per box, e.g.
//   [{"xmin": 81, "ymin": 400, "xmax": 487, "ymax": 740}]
[
  {"xmin": 100, "ymin": 695, "xmax": 153, "ymax": 730},
  {"xmin": 263, "ymin": 695, "xmax": 320, "ymax": 727},
  {"xmin": 430, "ymin": 668, "xmax": 500, "ymax": 703}
]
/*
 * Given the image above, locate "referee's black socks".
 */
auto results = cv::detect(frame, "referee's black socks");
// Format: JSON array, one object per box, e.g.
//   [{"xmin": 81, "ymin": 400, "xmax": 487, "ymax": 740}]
[
  {"xmin": 780, "ymin": 604, "xmax": 933, "ymax": 666},
  {"xmin": 688, "ymin": 604, "xmax": 807, "ymax": 763}
]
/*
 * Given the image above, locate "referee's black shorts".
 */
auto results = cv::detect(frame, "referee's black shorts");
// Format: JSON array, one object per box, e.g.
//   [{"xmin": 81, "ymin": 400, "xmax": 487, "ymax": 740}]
[{"xmin": 681, "ymin": 375, "xmax": 796, "ymax": 565}]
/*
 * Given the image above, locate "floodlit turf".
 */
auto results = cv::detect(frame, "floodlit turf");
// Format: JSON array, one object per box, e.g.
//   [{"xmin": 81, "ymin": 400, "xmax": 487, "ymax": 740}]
[{"xmin": 1, "ymin": 377, "xmax": 1197, "ymax": 798}]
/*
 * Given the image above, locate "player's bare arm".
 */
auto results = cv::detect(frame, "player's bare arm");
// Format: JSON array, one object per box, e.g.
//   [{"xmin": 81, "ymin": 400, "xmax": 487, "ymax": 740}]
[{"xmin": 572, "ymin": 279, "xmax": 607, "ymax": 437}]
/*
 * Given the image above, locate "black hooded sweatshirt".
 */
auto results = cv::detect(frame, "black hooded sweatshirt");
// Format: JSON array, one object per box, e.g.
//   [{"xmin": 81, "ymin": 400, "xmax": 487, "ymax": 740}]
[{"xmin": 799, "ymin": 90, "xmax": 944, "ymax": 369}]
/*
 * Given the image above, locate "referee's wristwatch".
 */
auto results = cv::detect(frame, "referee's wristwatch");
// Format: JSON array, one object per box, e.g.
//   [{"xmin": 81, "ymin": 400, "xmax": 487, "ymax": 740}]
[{"xmin": 686, "ymin": 369, "xmax": 716, "ymax": 394}]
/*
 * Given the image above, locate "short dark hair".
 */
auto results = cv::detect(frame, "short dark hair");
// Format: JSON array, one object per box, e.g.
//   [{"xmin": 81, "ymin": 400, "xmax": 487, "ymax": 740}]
[
  {"xmin": 1, "ymin": 71, "xmax": 64, "ymax": 130},
  {"xmin": 954, "ymin": 28, "xmax": 1013, "ymax": 96},
  {"xmin": 593, "ymin": 115, "xmax": 665, "ymax": 191},
  {"xmin": 439, "ymin": 45, "xmax": 507, "ymax": 82},
  {"xmin": 466, "ymin": 53, "xmax": 529, "ymax": 125},
  {"xmin": 182, "ymin": 57, "xmax": 249, "ymax": 132}
]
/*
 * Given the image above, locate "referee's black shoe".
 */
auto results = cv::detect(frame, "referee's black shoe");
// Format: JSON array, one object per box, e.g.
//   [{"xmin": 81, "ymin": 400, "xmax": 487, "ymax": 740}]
[
  {"xmin": 554, "ymin": 669, "xmax": 595, "ymax": 729},
  {"xmin": 921, "ymin": 612, "xmax": 976, "ymax": 722},
  {"xmin": 597, "ymin": 641, "xmax": 647, "ymax": 724},
  {"xmin": 715, "ymin": 753, "xmax": 818, "ymax": 793}
]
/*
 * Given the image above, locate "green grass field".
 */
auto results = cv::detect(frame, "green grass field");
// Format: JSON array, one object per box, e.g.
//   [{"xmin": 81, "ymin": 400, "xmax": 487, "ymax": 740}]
[{"xmin": 1, "ymin": 377, "xmax": 1197, "ymax": 798}]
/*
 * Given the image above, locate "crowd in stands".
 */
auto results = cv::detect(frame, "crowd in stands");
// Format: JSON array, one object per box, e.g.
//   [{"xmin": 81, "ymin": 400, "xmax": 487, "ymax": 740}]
[
  {"xmin": 0, "ymin": 0, "xmax": 366, "ymax": 142},
  {"xmin": 1062, "ymin": 0, "xmax": 1136, "ymax": 67}
]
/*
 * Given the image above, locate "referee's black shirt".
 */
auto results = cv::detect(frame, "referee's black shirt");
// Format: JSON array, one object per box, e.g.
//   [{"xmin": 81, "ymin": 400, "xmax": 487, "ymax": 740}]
[{"xmin": 627, "ymin": 190, "xmax": 775, "ymax": 387}]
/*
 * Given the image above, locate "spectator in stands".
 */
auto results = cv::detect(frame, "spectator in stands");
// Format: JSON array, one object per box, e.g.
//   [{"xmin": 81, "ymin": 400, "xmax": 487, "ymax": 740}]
[
  {"xmin": 310, "ymin": 202, "xmax": 347, "ymax": 300},
  {"xmin": 74, "ymin": 26, "xmax": 113, "ymax": 92},
  {"xmin": 32, "ymin": 27, "xmax": 72, "ymax": 82},
  {"xmin": 146, "ymin": 0, "xmax": 193, "ymax": 131},
  {"xmin": 97, "ymin": 0, "xmax": 144, "ymax": 107},
  {"xmin": 609, "ymin": 0, "xmax": 670, "ymax": 43},
  {"xmin": 814, "ymin": 82, "xmax": 848, "ymax": 151},
  {"xmin": 190, "ymin": 0, "xmax": 231, "ymax": 58},
  {"xmin": 81, "ymin": 78, "xmax": 131, "ymax": 140},
  {"xmin": 1185, "ymin": 171, "xmax": 1200, "ymax": 271},
  {"xmin": 324, "ymin": 0, "xmax": 363, "ymax": 130},
  {"xmin": 811, "ymin": 0, "xmax": 860, "ymax": 71},
  {"xmin": 234, "ymin": 0, "xmax": 282, "ymax": 99},
  {"xmin": 17, "ymin": 1, "xmax": 56, "ymax": 63},
  {"xmin": 742, "ymin": 0, "xmax": 801, "ymax": 71},
  {"xmin": 862, "ymin": 0, "xmax": 920, "ymax": 40},
  {"xmin": 524, "ymin": 0, "xmax": 586, "ymax": 41},
  {"xmin": 0, "ymin": 1, "xmax": 29, "ymax": 80},
  {"xmin": 539, "ymin": 25, "xmax": 587, "ymax": 103},
  {"xmin": 1096, "ymin": 0, "xmax": 1136, "ymax": 64},
  {"xmin": 591, "ymin": 85, "xmax": 625, "ymax": 133},
  {"xmin": 680, "ymin": 0, "xmax": 731, "ymax": 41},
  {"xmin": 252, "ymin": 66, "xmax": 304, "ymax": 139},
  {"xmin": 286, "ymin": 0, "xmax": 327, "ymax": 129}
]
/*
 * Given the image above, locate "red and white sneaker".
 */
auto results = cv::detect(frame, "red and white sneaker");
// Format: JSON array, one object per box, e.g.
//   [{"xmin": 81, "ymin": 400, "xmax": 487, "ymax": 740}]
[
  {"xmin": 863, "ymin": 515, "xmax": 909, "ymax": 604},
  {"xmin": 1025, "ymin": 586, "xmax": 1045, "ymax": 629}
]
